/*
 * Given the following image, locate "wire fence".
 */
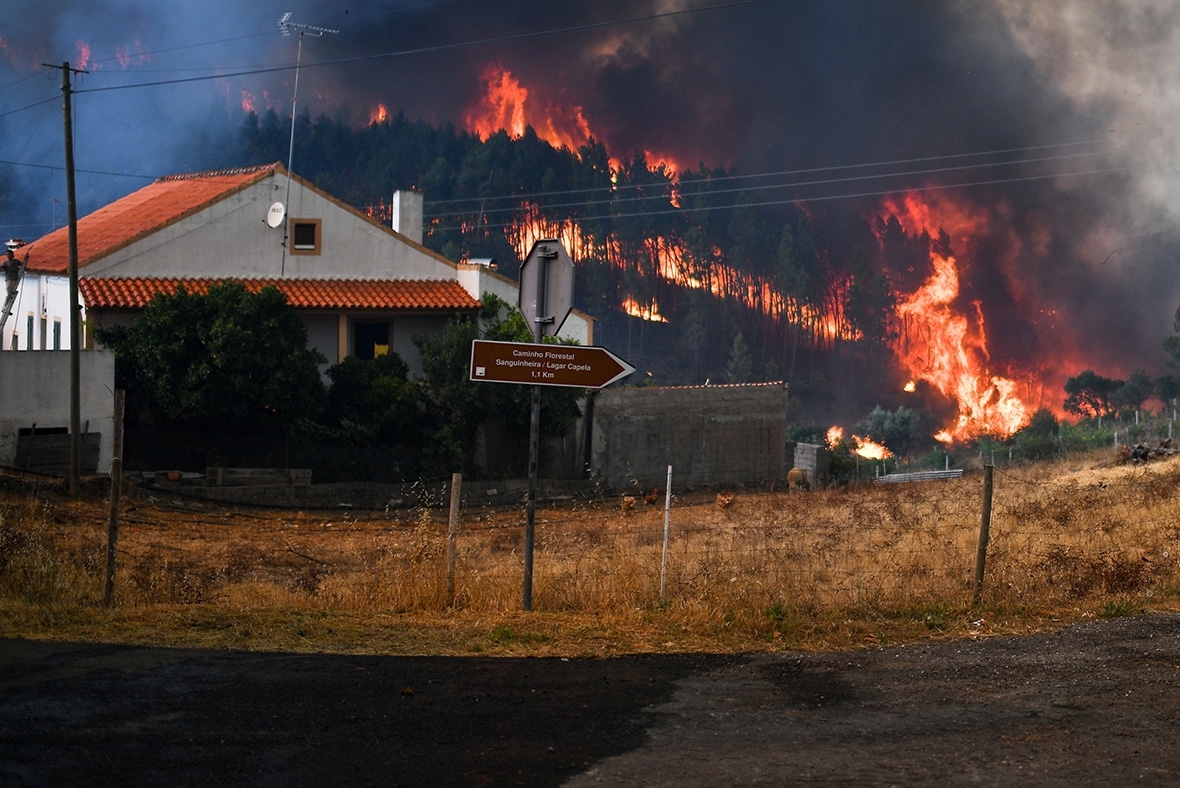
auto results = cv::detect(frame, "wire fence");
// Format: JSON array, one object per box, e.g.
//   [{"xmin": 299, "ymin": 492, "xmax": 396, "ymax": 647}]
[
  {"xmin": 234, "ymin": 460, "xmax": 1180, "ymax": 615},
  {"xmin": 8, "ymin": 458, "xmax": 1179, "ymax": 620}
]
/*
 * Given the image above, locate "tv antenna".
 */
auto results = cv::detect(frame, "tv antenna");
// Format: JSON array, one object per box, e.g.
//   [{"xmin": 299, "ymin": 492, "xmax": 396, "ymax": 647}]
[{"xmin": 278, "ymin": 12, "xmax": 338, "ymax": 274}]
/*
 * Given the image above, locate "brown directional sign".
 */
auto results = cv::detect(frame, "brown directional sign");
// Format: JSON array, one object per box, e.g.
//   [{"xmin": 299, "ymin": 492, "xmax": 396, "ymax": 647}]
[{"xmin": 470, "ymin": 340, "xmax": 635, "ymax": 389}]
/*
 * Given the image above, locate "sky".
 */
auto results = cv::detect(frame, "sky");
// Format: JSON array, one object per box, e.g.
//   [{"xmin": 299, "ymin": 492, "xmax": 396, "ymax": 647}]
[{"xmin": 2, "ymin": 0, "xmax": 1180, "ymax": 381}]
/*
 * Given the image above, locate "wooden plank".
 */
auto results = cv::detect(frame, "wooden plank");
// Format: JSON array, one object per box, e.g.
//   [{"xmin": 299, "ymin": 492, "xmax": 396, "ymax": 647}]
[{"xmin": 205, "ymin": 467, "xmax": 312, "ymax": 487}]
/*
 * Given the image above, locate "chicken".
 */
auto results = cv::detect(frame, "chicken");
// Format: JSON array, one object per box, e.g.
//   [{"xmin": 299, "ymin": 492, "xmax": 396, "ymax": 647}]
[
  {"xmin": 716, "ymin": 491, "xmax": 735, "ymax": 508},
  {"xmin": 644, "ymin": 487, "xmax": 660, "ymax": 506},
  {"xmin": 620, "ymin": 495, "xmax": 638, "ymax": 510}
]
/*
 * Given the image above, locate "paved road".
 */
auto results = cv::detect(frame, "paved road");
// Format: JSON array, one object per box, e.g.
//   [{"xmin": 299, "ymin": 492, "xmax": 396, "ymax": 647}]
[{"xmin": 4, "ymin": 615, "xmax": 1180, "ymax": 786}]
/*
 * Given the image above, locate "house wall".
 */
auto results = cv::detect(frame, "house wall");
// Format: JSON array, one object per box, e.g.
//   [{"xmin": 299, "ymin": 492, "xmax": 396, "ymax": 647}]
[
  {"xmin": 0, "ymin": 350, "xmax": 116, "ymax": 472},
  {"xmin": 79, "ymin": 173, "xmax": 457, "ymax": 282},
  {"xmin": 1, "ymin": 273, "xmax": 77, "ymax": 351},
  {"xmin": 589, "ymin": 382, "xmax": 791, "ymax": 490}
]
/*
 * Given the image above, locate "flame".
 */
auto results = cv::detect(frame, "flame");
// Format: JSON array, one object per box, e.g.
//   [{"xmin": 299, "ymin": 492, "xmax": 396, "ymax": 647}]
[
  {"xmin": 465, "ymin": 65, "xmax": 628, "ymax": 161},
  {"xmin": 115, "ymin": 41, "xmax": 149, "ymax": 69},
  {"xmin": 75, "ymin": 41, "xmax": 92, "ymax": 70},
  {"xmin": 466, "ymin": 67, "xmax": 529, "ymax": 139},
  {"xmin": 502, "ymin": 202, "xmax": 856, "ymax": 344},
  {"xmin": 903, "ymin": 380, "xmax": 916, "ymax": 392},
  {"xmin": 852, "ymin": 436, "xmax": 892, "ymax": 460},
  {"xmin": 370, "ymin": 104, "xmax": 388, "ymax": 124},
  {"xmin": 880, "ymin": 193, "xmax": 1034, "ymax": 441},
  {"xmin": 826, "ymin": 426, "xmax": 844, "ymax": 447},
  {"xmin": 240, "ymin": 90, "xmax": 257, "ymax": 114},
  {"xmin": 622, "ymin": 296, "xmax": 669, "ymax": 323}
]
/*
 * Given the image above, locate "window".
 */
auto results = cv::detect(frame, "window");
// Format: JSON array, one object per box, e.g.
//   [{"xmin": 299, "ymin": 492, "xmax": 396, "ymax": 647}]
[
  {"xmin": 289, "ymin": 219, "xmax": 322, "ymax": 255},
  {"xmin": 53, "ymin": 319, "xmax": 61, "ymax": 350},
  {"xmin": 26, "ymin": 314, "xmax": 33, "ymax": 350},
  {"xmin": 354, "ymin": 321, "xmax": 390, "ymax": 360}
]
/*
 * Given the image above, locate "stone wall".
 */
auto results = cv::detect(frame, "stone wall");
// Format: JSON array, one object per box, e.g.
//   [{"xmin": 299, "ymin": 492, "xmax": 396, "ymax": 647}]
[{"xmin": 589, "ymin": 382, "xmax": 791, "ymax": 490}]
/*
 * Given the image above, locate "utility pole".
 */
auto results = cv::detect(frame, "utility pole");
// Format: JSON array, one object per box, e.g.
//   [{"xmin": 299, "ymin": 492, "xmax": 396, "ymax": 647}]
[{"xmin": 44, "ymin": 60, "xmax": 87, "ymax": 498}]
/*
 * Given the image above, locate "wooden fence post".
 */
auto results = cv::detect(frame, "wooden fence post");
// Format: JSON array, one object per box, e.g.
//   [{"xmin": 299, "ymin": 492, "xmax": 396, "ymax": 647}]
[
  {"xmin": 104, "ymin": 390, "xmax": 125, "ymax": 607},
  {"xmin": 659, "ymin": 465, "xmax": 672, "ymax": 606},
  {"xmin": 446, "ymin": 472, "xmax": 461, "ymax": 606},
  {"xmin": 972, "ymin": 464, "xmax": 994, "ymax": 607}
]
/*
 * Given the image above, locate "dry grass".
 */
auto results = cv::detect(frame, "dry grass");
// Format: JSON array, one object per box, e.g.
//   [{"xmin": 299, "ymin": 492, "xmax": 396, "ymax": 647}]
[{"xmin": 3, "ymin": 451, "xmax": 1180, "ymax": 656}]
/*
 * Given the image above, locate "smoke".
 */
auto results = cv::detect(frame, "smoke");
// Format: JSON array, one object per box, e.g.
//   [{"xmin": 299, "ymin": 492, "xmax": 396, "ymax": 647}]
[{"xmin": 2, "ymin": 1, "xmax": 1178, "ymax": 382}]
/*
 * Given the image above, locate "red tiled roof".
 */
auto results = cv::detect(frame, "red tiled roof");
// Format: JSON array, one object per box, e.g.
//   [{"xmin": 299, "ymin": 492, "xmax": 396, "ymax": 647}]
[
  {"xmin": 80, "ymin": 277, "xmax": 481, "ymax": 311},
  {"xmin": 23, "ymin": 164, "xmax": 279, "ymax": 274}
]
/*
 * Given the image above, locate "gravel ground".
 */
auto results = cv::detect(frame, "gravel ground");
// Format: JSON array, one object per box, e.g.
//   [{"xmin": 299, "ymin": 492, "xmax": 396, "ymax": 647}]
[{"xmin": 4, "ymin": 614, "xmax": 1180, "ymax": 786}]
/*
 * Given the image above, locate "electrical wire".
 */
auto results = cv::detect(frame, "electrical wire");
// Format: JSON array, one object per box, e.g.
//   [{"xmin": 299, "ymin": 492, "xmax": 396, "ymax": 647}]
[
  {"xmin": 72, "ymin": 0, "xmax": 767, "ymax": 94},
  {"xmin": 424, "ymin": 165, "xmax": 1129, "ymax": 234},
  {"xmin": 422, "ymin": 148, "xmax": 1116, "ymax": 219}
]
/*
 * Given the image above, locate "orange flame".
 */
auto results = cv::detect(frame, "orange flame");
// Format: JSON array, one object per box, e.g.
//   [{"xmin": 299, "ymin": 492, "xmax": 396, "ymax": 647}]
[
  {"xmin": 826, "ymin": 426, "xmax": 844, "ymax": 447},
  {"xmin": 881, "ymin": 193, "xmax": 1032, "ymax": 441},
  {"xmin": 852, "ymin": 435, "xmax": 892, "ymax": 460},
  {"xmin": 621, "ymin": 296, "xmax": 669, "ymax": 323},
  {"xmin": 240, "ymin": 90, "xmax": 256, "ymax": 114},
  {"xmin": 465, "ymin": 65, "xmax": 663, "ymax": 166},
  {"xmin": 370, "ymin": 103, "xmax": 388, "ymax": 125}
]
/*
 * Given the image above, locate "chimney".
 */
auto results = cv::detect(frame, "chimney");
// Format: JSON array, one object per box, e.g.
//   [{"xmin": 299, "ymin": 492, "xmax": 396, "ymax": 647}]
[{"xmin": 392, "ymin": 190, "xmax": 423, "ymax": 244}]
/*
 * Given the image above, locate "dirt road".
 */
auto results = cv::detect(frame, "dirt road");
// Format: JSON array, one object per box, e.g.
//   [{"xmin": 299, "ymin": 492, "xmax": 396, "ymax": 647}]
[{"xmin": 4, "ymin": 614, "xmax": 1180, "ymax": 786}]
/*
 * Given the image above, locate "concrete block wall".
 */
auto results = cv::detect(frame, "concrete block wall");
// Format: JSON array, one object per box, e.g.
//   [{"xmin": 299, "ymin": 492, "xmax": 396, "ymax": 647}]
[
  {"xmin": 590, "ymin": 382, "xmax": 789, "ymax": 490},
  {"xmin": 785, "ymin": 441, "xmax": 830, "ymax": 488},
  {"xmin": 0, "ymin": 350, "xmax": 116, "ymax": 473}
]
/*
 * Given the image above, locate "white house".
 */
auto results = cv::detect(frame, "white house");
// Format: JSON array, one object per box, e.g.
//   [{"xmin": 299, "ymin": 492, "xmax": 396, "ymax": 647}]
[{"xmin": 7, "ymin": 162, "xmax": 592, "ymax": 374}]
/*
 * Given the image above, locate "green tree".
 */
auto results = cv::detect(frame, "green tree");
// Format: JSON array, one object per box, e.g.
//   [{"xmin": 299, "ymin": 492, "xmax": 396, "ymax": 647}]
[
  {"xmin": 1063, "ymin": 369, "xmax": 1123, "ymax": 419},
  {"xmin": 725, "ymin": 331, "xmax": 753, "ymax": 383},
  {"xmin": 854, "ymin": 405, "xmax": 931, "ymax": 458},
  {"xmin": 97, "ymin": 282, "xmax": 325, "ymax": 432},
  {"xmin": 1012, "ymin": 407, "xmax": 1060, "ymax": 461},
  {"xmin": 415, "ymin": 295, "xmax": 583, "ymax": 477},
  {"xmin": 322, "ymin": 353, "xmax": 421, "ymax": 448},
  {"xmin": 1112, "ymin": 369, "xmax": 1154, "ymax": 413}
]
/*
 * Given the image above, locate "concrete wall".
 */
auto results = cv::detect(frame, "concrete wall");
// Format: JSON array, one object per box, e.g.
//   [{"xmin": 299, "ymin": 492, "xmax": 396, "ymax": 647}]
[
  {"xmin": 590, "ymin": 382, "xmax": 790, "ymax": 490},
  {"xmin": 0, "ymin": 350, "xmax": 116, "ymax": 473},
  {"xmin": 785, "ymin": 441, "xmax": 830, "ymax": 488}
]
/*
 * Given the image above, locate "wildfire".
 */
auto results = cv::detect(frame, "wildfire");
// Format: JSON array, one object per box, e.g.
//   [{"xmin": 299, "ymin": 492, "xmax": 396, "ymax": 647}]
[
  {"xmin": 370, "ymin": 104, "xmax": 388, "ymax": 125},
  {"xmin": 852, "ymin": 436, "xmax": 891, "ymax": 460},
  {"xmin": 240, "ymin": 90, "xmax": 256, "ymax": 114},
  {"xmin": 825, "ymin": 426, "xmax": 893, "ymax": 459},
  {"xmin": 621, "ymin": 296, "xmax": 669, "ymax": 323},
  {"xmin": 115, "ymin": 41, "xmax": 149, "ymax": 69},
  {"xmin": 880, "ymin": 193, "xmax": 1033, "ymax": 441}
]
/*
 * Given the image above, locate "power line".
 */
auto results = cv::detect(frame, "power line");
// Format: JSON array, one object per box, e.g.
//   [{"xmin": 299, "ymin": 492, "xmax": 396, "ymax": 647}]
[
  {"xmin": 423, "ymin": 166, "xmax": 1130, "ymax": 235},
  {"xmin": 73, "ymin": 0, "xmax": 767, "ymax": 95},
  {"xmin": 422, "ymin": 148, "xmax": 1115, "ymax": 219},
  {"xmin": 423, "ymin": 139, "xmax": 1112, "ymax": 207}
]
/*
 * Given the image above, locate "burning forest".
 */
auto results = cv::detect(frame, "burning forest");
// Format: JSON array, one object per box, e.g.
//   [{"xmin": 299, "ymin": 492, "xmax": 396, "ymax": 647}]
[{"xmin": 4, "ymin": 2, "xmax": 1180, "ymax": 455}]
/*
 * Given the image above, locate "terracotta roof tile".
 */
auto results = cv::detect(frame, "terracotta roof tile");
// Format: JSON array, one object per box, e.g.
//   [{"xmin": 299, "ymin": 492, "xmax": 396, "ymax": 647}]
[
  {"xmin": 80, "ymin": 277, "xmax": 481, "ymax": 312},
  {"xmin": 23, "ymin": 164, "xmax": 279, "ymax": 274}
]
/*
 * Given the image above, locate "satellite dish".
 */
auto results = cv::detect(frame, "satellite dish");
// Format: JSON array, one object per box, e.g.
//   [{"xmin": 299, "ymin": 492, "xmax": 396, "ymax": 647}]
[{"xmin": 266, "ymin": 202, "xmax": 286, "ymax": 228}]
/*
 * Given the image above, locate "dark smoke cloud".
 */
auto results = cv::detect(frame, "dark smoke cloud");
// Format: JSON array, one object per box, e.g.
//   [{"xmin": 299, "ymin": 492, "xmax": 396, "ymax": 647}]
[{"xmin": 2, "ymin": 0, "xmax": 1177, "ymax": 380}]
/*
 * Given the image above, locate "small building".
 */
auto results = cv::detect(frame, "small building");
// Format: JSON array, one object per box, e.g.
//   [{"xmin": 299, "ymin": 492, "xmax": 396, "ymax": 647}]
[
  {"xmin": 7, "ymin": 163, "xmax": 596, "ymax": 375},
  {"xmin": 589, "ymin": 381, "xmax": 801, "ymax": 490}
]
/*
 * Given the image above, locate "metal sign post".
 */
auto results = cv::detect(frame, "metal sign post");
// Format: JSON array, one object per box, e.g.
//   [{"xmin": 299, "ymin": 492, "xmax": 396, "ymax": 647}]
[{"xmin": 472, "ymin": 240, "xmax": 633, "ymax": 611}]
